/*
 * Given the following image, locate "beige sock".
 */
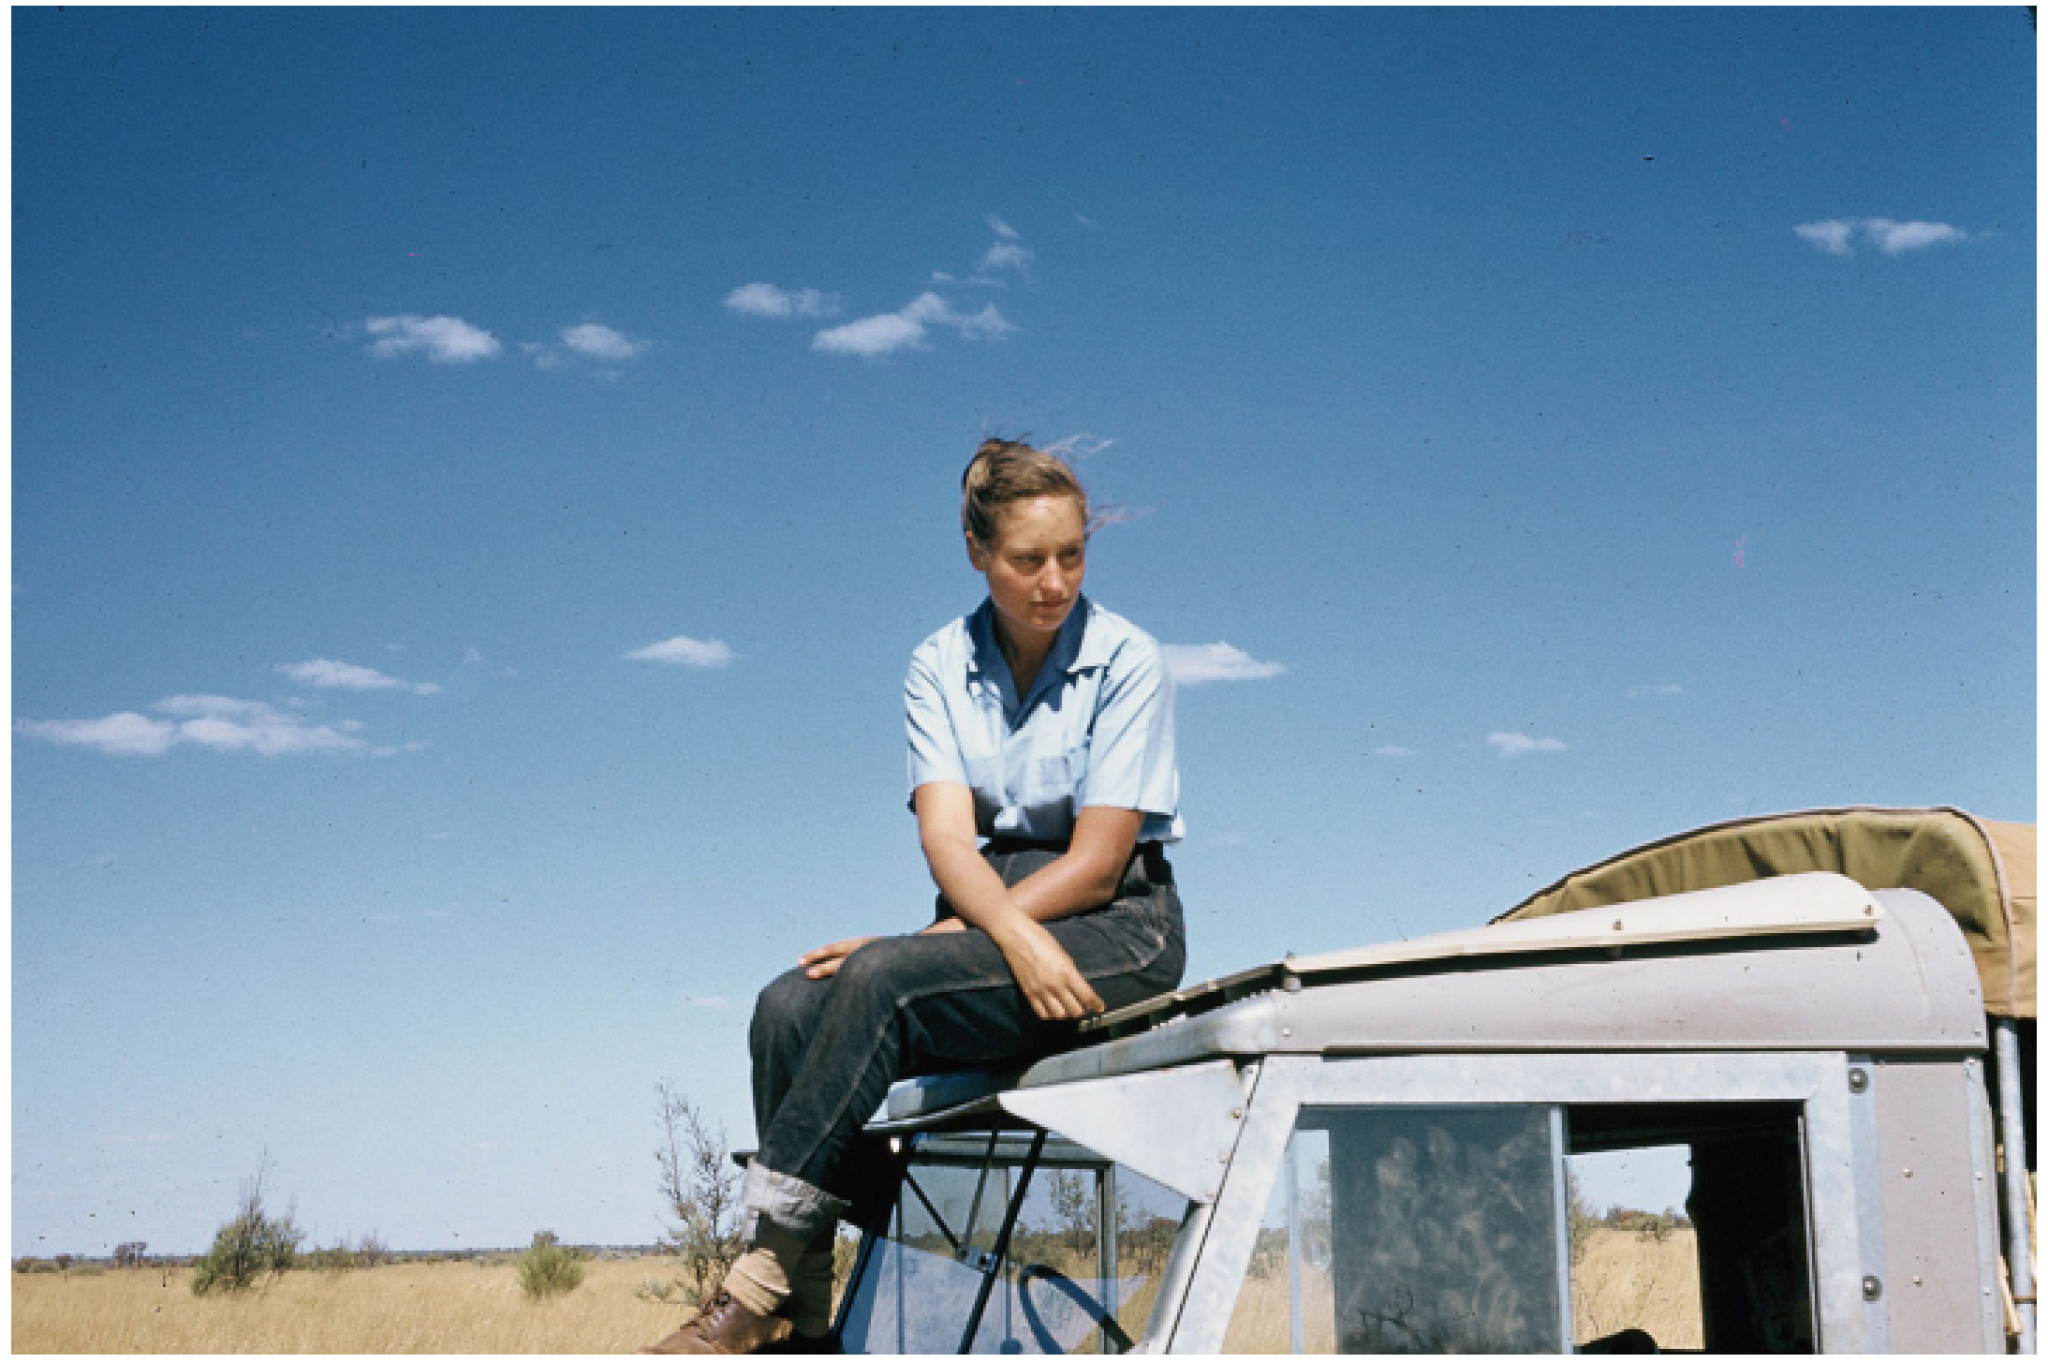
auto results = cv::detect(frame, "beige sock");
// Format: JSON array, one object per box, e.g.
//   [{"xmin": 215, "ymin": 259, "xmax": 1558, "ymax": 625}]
[{"xmin": 721, "ymin": 1218, "xmax": 812, "ymax": 1319}]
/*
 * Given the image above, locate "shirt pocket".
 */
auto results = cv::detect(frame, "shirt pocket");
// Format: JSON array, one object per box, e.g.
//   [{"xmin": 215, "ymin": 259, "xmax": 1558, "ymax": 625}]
[{"xmin": 1032, "ymin": 739, "xmax": 1090, "ymax": 802}]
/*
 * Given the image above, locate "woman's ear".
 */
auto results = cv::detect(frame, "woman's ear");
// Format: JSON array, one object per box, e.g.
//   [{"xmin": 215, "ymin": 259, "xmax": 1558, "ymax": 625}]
[{"xmin": 966, "ymin": 532, "xmax": 991, "ymax": 572}]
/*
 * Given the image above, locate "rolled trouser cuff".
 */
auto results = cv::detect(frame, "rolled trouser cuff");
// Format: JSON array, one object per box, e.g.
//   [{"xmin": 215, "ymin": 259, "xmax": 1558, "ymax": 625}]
[{"xmin": 741, "ymin": 1159, "xmax": 850, "ymax": 1242}]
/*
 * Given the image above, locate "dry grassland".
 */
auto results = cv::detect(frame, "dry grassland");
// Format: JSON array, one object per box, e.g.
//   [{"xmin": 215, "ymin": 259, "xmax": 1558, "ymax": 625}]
[
  {"xmin": 16, "ymin": 1227, "xmax": 1702, "ymax": 1354},
  {"xmin": 12, "ymin": 1256, "xmax": 708, "ymax": 1355},
  {"xmin": 1572, "ymin": 1226, "xmax": 1702, "ymax": 1350}
]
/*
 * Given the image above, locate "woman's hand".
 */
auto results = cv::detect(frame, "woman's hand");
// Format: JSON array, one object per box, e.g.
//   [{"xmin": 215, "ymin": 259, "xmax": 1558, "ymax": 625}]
[
  {"xmin": 798, "ymin": 936, "xmax": 881, "ymax": 980},
  {"xmin": 992, "ymin": 917, "xmax": 1106, "ymax": 1021}
]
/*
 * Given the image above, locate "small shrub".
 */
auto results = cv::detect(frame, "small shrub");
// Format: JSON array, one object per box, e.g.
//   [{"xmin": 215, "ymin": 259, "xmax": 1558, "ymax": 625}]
[
  {"xmin": 307, "ymin": 1244, "xmax": 358, "ymax": 1273},
  {"xmin": 190, "ymin": 1157, "xmax": 303, "ymax": 1296},
  {"xmin": 516, "ymin": 1230, "xmax": 586, "ymax": 1301}
]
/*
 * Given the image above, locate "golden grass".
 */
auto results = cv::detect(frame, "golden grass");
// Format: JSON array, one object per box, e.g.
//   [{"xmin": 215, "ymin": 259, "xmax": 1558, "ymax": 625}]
[
  {"xmin": 1572, "ymin": 1226, "xmax": 1702, "ymax": 1350},
  {"xmin": 12, "ymin": 1257, "xmax": 710, "ymax": 1354},
  {"xmin": 15, "ymin": 1228, "xmax": 1703, "ymax": 1354}
]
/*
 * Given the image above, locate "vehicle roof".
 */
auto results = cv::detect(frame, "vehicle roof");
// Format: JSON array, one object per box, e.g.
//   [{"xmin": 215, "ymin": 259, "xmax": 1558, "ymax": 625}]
[
  {"xmin": 1493, "ymin": 806, "xmax": 2034, "ymax": 1020},
  {"xmin": 876, "ymin": 874, "xmax": 1988, "ymax": 1135}
]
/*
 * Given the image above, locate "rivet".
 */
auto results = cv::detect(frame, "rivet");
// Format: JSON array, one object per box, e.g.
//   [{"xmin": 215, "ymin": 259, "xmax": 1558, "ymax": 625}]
[
  {"xmin": 1232, "ymin": 1108, "xmax": 1244, "ymax": 1120},
  {"xmin": 1862, "ymin": 1276, "xmax": 1882, "ymax": 1302},
  {"xmin": 1912, "ymin": 1275, "xmax": 1923, "ymax": 1286},
  {"xmin": 1218, "ymin": 1152, "xmax": 1229, "ymax": 1163},
  {"xmin": 1612, "ymin": 920, "xmax": 1624, "ymax": 930},
  {"xmin": 1902, "ymin": 1167, "xmax": 1913, "ymax": 1178},
  {"xmin": 1281, "ymin": 1028, "xmax": 1293, "ymax": 1038},
  {"xmin": 1848, "ymin": 1068, "xmax": 1870, "ymax": 1093}
]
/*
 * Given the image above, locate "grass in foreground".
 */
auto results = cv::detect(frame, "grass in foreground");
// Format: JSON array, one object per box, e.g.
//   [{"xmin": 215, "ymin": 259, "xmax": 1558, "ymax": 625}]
[{"xmin": 13, "ymin": 1256, "xmax": 704, "ymax": 1354}]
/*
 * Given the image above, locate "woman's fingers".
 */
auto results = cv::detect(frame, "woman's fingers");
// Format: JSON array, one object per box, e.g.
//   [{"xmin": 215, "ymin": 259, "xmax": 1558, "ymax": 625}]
[{"xmin": 799, "ymin": 935, "xmax": 880, "ymax": 979}]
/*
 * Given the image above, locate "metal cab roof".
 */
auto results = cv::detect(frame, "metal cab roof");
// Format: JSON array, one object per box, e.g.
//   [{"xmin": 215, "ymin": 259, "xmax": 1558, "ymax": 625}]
[{"xmin": 876, "ymin": 873, "xmax": 1987, "ymax": 1140}]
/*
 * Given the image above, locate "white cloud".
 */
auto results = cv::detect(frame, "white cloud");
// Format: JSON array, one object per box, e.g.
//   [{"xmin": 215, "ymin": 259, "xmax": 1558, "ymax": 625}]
[
  {"xmin": 724, "ymin": 282, "xmax": 841, "ymax": 320},
  {"xmin": 365, "ymin": 314, "xmax": 501, "ymax": 363},
  {"xmin": 1864, "ymin": 217, "xmax": 1967, "ymax": 254},
  {"xmin": 1795, "ymin": 217, "xmax": 1970, "ymax": 257},
  {"xmin": 20, "ymin": 695, "xmax": 397, "ymax": 758},
  {"xmin": 1161, "ymin": 642, "xmax": 1287, "ymax": 685},
  {"xmin": 19, "ymin": 712, "xmax": 178, "ymax": 757},
  {"xmin": 812, "ymin": 311, "xmax": 930, "ymax": 358},
  {"xmin": 279, "ymin": 659, "xmax": 441, "ymax": 696},
  {"xmin": 813, "ymin": 292, "xmax": 1015, "ymax": 358},
  {"xmin": 560, "ymin": 323, "xmax": 649, "ymax": 361},
  {"xmin": 626, "ymin": 635, "xmax": 737, "ymax": 668},
  {"xmin": 979, "ymin": 241, "xmax": 1033, "ymax": 273},
  {"xmin": 986, "ymin": 213, "xmax": 1020, "ymax": 240},
  {"xmin": 1488, "ymin": 732, "xmax": 1567, "ymax": 758}
]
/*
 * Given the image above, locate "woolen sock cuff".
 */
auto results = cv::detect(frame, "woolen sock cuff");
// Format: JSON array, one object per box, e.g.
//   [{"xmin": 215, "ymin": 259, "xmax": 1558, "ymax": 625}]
[{"xmin": 723, "ymin": 1246, "xmax": 789, "ymax": 1319}]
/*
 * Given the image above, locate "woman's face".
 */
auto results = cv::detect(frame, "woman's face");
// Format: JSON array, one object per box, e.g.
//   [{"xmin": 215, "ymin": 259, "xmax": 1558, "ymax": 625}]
[{"xmin": 969, "ymin": 494, "xmax": 1088, "ymax": 649}]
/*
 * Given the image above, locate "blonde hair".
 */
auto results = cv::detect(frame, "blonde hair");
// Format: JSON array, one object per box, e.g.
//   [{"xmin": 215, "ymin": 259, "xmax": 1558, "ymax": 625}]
[{"xmin": 960, "ymin": 439, "xmax": 1090, "ymax": 545}]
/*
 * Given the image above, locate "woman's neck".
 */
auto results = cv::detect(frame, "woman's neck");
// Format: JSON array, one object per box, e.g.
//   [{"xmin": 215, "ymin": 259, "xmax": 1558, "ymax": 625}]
[{"xmin": 994, "ymin": 620, "xmax": 1055, "ymax": 697}]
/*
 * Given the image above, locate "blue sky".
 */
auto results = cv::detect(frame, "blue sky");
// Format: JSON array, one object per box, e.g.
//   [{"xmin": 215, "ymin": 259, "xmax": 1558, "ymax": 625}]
[{"xmin": 12, "ymin": 6, "xmax": 2035, "ymax": 1256}]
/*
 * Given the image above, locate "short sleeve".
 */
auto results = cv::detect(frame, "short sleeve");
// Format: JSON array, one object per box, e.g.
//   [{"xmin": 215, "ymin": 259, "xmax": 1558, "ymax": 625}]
[
  {"xmin": 905, "ymin": 642, "xmax": 967, "ymax": 802},
  {"xmin": 1077, "ymin": 635, "xmax": 1178, "ymax": 818}
]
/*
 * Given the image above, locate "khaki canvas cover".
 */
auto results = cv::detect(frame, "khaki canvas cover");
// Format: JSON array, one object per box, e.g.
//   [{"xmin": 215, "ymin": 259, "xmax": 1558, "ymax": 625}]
[{"xmin": 1493, "ymin": 806, "xmax": 2036, "ymax": 1020}]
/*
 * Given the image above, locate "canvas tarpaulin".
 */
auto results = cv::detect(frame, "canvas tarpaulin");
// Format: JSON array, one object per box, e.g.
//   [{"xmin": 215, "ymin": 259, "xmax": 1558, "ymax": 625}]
[{"xmin": 1493, "ymin": 807, "xmax": 2035, "ymax": 1020}]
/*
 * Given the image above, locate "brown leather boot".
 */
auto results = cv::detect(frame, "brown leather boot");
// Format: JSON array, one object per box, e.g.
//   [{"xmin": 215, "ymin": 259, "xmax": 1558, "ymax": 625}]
[{"xmin": 638, "ymin": 1290, "xmax": 794, "ymax": 1355}]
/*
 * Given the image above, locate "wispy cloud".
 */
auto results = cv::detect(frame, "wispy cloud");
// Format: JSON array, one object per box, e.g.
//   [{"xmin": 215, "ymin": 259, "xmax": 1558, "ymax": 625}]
[
  {"xmin": 1627, "ymin": 683, "xmax": 1685, "ymax": 698},
  {"xmin": 985, "ymin": 214, "xmax": 1020, "ymax": 241},
  {"xmin": 1488, "ymin": 732, "xmax": 1567, "ymax": 758},
  {"xmin": 626, "ymin": 635, "xmax": 737, "ymax": 668},
  {"xmin": 19, "ymin": 694, "xmax": 417, "ymax": 758},
  {"xmin": 813, "ymin": 293, "xmax": 1014, "ymax": 359},
  {"xmin": 365, "ymin": 314, "xmax": 501, "ymax": 363},
  {"xmin": 1161, "ymin": 642, "xmax": 1287, "ymax": 685},
  {"xmin": 1795, "ymin": 217, "xmax": 1971, "ymax": 257},
  {"xmin": 559, "ymin": 323, "xmax": 650, "ymax": 361},
  {"xmin": 724, "ymin": 283, "xmax": 842, "ymax": 320},
  {"xmin": 979, "ymin": 241, "xmax": 1033, "ymax": 273},
  {"xmin": 279, "ymin": 659, "xmax": 441, "ymax": 696}
]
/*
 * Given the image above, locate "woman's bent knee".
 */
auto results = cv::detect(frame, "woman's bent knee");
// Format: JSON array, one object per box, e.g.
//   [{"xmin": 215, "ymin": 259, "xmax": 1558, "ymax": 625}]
[{"xmin": 751, "ymin": 967, "xmax": 823, "ymax": 1054}]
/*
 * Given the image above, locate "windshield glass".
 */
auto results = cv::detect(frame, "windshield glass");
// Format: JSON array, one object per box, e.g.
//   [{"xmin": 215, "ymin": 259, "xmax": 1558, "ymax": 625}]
[{"xmin": 839, "ymin": 1129, "xmax": 1191, "ymax": 1355}]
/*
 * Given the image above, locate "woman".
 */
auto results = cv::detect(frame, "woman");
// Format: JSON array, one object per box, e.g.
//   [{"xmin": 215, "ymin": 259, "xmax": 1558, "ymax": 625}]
[{"xmin": 643, "ymin": 439, "xmax": 1186, "ymax": 1355}]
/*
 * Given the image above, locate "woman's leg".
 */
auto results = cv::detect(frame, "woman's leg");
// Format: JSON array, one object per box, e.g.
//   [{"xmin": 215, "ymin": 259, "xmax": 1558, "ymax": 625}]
[{"xmin": 655, "ymin": 850, "xmax": 1183, "ymax": 1352}]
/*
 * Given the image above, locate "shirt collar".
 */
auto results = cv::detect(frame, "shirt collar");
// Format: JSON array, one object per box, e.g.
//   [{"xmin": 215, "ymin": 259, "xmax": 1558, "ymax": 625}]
[{"xmin": 965, "ymin": 595, "xmax": 1106, "ymax": 692}]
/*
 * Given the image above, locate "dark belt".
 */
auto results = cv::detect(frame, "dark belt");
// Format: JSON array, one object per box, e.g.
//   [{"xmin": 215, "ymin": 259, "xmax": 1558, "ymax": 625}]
[{"xmin": 981, "ymin": 836, "xmax": 1173, "ymax": 886}]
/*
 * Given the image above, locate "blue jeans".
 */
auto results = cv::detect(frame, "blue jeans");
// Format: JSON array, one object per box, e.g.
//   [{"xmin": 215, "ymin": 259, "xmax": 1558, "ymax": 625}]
[{"xmin": 744, "ymin": 842, "xmax": 1185, "ymax": 1238}]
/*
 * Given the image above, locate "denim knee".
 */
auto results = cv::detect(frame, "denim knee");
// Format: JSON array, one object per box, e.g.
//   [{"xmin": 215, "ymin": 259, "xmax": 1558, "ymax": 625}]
[{"xmin": 750, "ymin": 968, "xmax": 819, "ymax": 1062}]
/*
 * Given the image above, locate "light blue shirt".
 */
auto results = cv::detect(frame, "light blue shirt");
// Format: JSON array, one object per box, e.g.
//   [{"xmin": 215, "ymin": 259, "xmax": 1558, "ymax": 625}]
[{"xmin": 905, "ymin": 595, "xmax": 1183, "ymax": 845}]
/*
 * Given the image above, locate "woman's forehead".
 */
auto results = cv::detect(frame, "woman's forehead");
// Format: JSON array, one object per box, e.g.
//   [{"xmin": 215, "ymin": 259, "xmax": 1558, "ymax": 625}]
[{"xmin": 992, "ymin": 495, "xmax": 1086, "ymax": 544}]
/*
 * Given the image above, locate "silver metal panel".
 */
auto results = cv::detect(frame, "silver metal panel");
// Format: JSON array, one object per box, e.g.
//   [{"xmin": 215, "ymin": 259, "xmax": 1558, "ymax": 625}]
[
  {"xmin": 1845, "ymin": 1057, "xmax": 1890, "ymax": 1352},
  {"xmin": 1284, "ymin": 871, "xmax": 1884, "ymax": 975},
  {"xmin": 997, "ymin": 1061, "xmax": 1248, "ymax": 1204},
  {"xmin": 1799, "ymin": 1061, "xmax": 1871, "ymax": 1351},
  {"xmin": 1248, "ymin": 889, "xmax": 1980, "ymax": 1056},
  {"xmin": 1169, "ymin": 1056, "xmax": 1317, "ymax": 1353},
  {"xmin": 1872, "ymin": 1059, "xmax": 2004, "ymax": 1353},
  {"xmin": 1965, "ymin": 1056, "xmax": 2013, "ymax": 1353}
]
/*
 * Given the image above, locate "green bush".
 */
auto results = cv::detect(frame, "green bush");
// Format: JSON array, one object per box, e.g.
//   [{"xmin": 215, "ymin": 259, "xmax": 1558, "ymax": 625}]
[
  {"xmin": 516, "ymin": 1230, "xmax": 586, "ymax": 1301},
  {"xmin": 190, "ymin": 1160, "xmax": 303, "ymax": 1296}
]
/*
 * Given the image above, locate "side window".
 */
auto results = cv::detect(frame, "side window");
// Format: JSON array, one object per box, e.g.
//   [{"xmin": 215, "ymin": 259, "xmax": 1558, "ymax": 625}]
[
  {"xmin": 1221, "ymin": 1101, "xmax": 1814, "ymax": 1354},
  {"xmin": 1224, "ymin": 1106, "xmax": 1569, "ymax": 1353}
]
